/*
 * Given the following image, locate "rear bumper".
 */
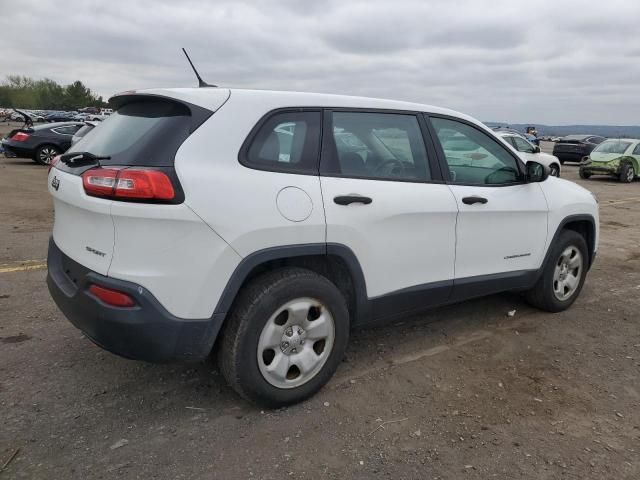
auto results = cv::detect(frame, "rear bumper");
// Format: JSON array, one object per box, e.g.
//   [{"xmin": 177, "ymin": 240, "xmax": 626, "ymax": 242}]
[
  {"xmin": 553, "ymin": 151, "xmax": 587, "ymax": 162},
  {"xmin": 1, "ymin": 140, "xmax": 32, "ymax": 158},
  {"xmin": 47, "ymin": 238, "xmax": 223, "ymax": 362}
]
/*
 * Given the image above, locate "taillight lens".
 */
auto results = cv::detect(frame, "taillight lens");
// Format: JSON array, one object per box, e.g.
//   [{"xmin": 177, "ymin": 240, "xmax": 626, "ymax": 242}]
[
  {"xmin": 48, "ymin": 155, "xmax": 61, "ymax": 173},
  {"xmin": 11, "ymin": 132, "xmax": 30, "ymax": 142},
  {"xmin": 88, "ymin": 284, "xmax": 135, "ymax": 307},
  {"xmin": 82, "ymin": 167, "xmax": 175, "ymax": 201}
]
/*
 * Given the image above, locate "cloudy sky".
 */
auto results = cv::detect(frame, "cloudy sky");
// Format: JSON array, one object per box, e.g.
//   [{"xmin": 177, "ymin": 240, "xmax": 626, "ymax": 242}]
[{"xmin": 2, "ymin": 0, "xmax": 639, "ymax": 125}]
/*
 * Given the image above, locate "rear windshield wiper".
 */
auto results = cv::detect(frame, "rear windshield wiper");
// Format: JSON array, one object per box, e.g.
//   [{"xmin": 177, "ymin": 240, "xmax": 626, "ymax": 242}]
[{"xmin": 59, "ymin": 151, "xmax": 111, "ymax": 166}]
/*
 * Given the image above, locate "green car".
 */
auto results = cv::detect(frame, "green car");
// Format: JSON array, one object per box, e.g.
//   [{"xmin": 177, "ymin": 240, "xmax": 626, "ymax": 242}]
[{"xmin": 579, "ymin": 138, "xmax": 640, "ymax": 183}]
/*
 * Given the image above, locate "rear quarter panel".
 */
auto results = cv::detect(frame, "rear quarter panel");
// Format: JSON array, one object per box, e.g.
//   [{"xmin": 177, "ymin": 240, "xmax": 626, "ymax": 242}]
[{"xmin": 174, "ymin": 92, "xmax": 327, "ymax": 257}]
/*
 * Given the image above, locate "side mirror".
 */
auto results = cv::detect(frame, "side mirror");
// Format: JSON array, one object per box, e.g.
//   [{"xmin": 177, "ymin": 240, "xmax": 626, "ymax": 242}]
[
  {"xmin": 526, "ymin": 161, "xmax": 549, "ymax": 182},
  {"xmin": 533, "ymin": 145, "xmax": 541, "ymax": 153}
]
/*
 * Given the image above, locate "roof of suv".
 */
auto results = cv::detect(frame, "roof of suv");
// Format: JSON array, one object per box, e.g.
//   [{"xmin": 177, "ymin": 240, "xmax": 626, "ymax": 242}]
[{"xmin": 112, "ymin": 87, "xmax": 478, "ymax": 125}]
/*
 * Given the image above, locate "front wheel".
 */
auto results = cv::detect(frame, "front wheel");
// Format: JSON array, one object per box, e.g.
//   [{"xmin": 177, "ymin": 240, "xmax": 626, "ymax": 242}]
[
  {"xmin": 579, "ymin": 167, "xmax": 591, "ymax": 179},
  {"xmin": 525, "ymin": 230, "xmax": 588, "ymax": 312},
  {"xmin": 619, "ymin": 163, "xmax": 635, "ymax": 183},
  {"xmin": 218, "ymin": 267, "xmax": 350, "ymax": 407}
]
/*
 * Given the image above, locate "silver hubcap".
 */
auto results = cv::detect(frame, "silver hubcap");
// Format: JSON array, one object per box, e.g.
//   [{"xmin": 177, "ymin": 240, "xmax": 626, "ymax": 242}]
[
  {"xmin": 553, "ymin": 246, "xmax": 583, "ymax": 301},
  {"xmin": 551, "ymin": 166, "xmax": 559, "ymax": 177},
  {"xmin": 40, "ymin": 147, "xmax": 57, "ymax": 164},
  {"xmin": 257, "ymin": 298, "xmax": 335, "ymax": 389},
  {"xmin": 627, "ymin": 167, "xmax": 634, "ymax": 181}
]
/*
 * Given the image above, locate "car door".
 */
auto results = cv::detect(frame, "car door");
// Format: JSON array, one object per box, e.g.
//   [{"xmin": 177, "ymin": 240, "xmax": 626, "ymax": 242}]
[
  {"xmin": 427, "ymin": 115, "xmax": 548, "ymax": 298},
  {"xmin": 320, "ymin": 110, "xmax": 458, "ymax": 319}
]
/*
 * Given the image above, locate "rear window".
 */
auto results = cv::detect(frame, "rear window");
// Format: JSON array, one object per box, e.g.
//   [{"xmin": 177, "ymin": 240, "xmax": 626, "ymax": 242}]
[
  {"xmin": 593, "ymin": 140, "xmax": 631, "ymax": 154},
  {"xmin": 68, "ymin": 100, "xmax": 197, "ymax": 167}
]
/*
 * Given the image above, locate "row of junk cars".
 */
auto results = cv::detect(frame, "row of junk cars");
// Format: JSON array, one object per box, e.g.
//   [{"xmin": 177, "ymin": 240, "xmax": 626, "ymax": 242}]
[
  {"xmin": 0, "ymin": 108, "xmax": 109, "ymax": 165},
  {"xmin": 1, "ymin": 107, "xmax": 639, "ymax": 183}
]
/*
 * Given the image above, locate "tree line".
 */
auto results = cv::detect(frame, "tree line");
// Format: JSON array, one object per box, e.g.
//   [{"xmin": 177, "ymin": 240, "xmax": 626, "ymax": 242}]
[{"xmin": 0, "ymin": 75, "xmax": 108, "ymax": 110}]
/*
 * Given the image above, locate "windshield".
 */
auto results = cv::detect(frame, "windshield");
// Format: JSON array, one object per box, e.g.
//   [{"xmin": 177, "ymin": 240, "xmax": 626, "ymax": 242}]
[{"xmin": 593, "ymin": 140, "xmax": 631, "ymax": 155}]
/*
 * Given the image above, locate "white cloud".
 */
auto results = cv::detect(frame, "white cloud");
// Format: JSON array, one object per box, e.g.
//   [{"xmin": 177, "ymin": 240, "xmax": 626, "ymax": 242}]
[{"xmin": 1, "ymin": 0, "xmax": 639, "ymax": 124}]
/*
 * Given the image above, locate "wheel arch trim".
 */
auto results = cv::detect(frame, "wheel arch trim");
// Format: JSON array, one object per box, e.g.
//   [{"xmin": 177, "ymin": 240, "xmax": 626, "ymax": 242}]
[
  {"xmin": 213, "ymin": 243, "xmax": 370, "ymax": 320},
  {"xmin": 544, "ymin": 214, "xmax": 597, "ymax": 270}
]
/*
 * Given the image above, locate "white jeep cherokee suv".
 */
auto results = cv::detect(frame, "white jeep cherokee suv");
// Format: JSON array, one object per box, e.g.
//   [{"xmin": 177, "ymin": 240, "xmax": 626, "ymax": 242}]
[{"xmin": 47, "ymin": 88, "xmax": 599, "ymax": 407}]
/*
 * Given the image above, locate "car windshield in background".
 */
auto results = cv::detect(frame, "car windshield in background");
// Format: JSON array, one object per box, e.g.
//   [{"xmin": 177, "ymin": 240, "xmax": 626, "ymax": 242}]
[
  {"xmin": 68, "ymin": 100, "xmax": 192, "ymax": 166},
  {"xmin": 593, "ymin": 140, "xmax": 631, "ymax": 154}
]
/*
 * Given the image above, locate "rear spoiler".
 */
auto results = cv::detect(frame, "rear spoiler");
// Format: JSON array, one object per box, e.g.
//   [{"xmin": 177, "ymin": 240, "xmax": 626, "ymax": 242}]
[{"xmin": 107, "ymin": 93, "xmax": 213, "ymax": 132}]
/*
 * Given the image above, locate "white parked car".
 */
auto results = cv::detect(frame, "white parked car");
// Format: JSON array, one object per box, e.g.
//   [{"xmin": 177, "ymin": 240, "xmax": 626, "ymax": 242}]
[
  {"xmin": 496, "ymin": 131, "xmax": 562, "ymax": 177},
  {"xmin": 47, "ymin": 88, "xmax": 599, "ymax": 406}
]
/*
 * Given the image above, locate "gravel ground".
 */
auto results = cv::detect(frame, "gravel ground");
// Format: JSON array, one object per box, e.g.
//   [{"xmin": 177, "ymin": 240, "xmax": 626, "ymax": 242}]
[{"xmin": 1, "ymin": 125, "xmax": 639, "ymax": 479}]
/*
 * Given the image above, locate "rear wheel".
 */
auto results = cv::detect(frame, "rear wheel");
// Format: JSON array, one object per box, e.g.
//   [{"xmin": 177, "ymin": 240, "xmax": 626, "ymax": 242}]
[
  {"xmin": 579, "ymin": 167, "xmax": 591, "ymax": 179},
  {"xmin": 619, "ymin": 163, "xmax": 635, "ymax": 183},
  {"xmin": 219, "ymin": 267, "xmax": 349, "ymax": 407},
  {"xmin": 525, "ymin": 230, "xmax": 588, "ymax": 312},
  {"xmin": 34, "ymin": 144, "xmax": 60, "ymax": 165}
]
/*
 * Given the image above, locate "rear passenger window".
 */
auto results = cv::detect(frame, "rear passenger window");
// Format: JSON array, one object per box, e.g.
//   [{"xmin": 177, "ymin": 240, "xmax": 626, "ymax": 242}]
[
  {"xmin": 323, "ymin": 112, "xmax": 430, "ymax": 181},
  {"xmin": 244, "ymin": 111, "xmax": 321, "ymax": 174}
]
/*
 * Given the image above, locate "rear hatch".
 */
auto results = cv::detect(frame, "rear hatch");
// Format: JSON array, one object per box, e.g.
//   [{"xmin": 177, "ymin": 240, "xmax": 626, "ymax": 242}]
[{"xmin": 48, "ymin": 89, "xmax": 229, "ymax": 274}]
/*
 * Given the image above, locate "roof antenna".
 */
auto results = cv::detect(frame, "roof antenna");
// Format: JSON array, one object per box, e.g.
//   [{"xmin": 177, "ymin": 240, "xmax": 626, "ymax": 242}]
[{"xmin": 182, "ymin": 48, "xmax": 216, "ymax": 88}]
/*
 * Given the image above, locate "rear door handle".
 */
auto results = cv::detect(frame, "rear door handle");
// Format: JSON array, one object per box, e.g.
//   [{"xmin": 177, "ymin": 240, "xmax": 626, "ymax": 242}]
[
  {"xmin": 462, "ymin": 196, "xmax": 488, "ymax": 205},
  {"xmin": 334, "ymin": 195, "xmax": 372, "ymax": 206}
]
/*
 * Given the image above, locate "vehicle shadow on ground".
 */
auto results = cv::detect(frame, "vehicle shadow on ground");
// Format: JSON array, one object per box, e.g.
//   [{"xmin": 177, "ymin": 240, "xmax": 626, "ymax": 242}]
[
  {"xmin": 1, "ymin": 158, "xmax": 42, "ymax": 167},
  {"xmin": 58, "ymin": 291, "xmax": 533, "ymax": 414}
]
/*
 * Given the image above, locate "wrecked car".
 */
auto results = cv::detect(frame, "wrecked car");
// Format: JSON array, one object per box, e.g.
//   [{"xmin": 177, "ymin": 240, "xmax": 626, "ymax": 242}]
[{"xmin": 579, "ymin": 139, "xmax": 640, "ymax": 183}]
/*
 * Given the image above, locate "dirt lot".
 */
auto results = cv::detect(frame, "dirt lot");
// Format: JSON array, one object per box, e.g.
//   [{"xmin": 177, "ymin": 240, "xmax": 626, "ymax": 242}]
[{"xmin": 1, "ymin": 123, "xmax": 639, "ymax": 479}]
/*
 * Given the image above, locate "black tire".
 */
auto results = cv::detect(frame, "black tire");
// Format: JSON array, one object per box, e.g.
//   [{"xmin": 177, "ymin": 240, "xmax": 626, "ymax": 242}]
[
  {"xmin": 579, "ymin": 167, "xmax": 591, "ymax": 179},
  {"xmin": 33, "ymin": 144, "xmax": 60, "ymax": 165},
  {"xmin": 550, "ymin": 164, "xmax": 560, "ymax": 177},
  {"xmin": 559, "ymin": 159, "xmax": 565, "ymax": 165},
  {"xmin": 218, "ymin": 267, "xmax": 350, "ymax": 407},
  {"xmin": 619, "ymin": 162, "xmax": 635, "ymax": 183},
  {"xmin": 525, "ymin": 229, "xmax": 588, "ymax": 313}
]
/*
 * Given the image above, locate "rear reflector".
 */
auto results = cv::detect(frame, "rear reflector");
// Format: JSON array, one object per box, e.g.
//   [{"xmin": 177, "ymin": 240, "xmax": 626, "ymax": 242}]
[
  {"xmin": 88, "ymin": 284, "xmax": 135, "ymax": 307},
  {"xmin": 11, "ymin": 132, "xmax": 30, "ymax": 142},
  {"xmin": 82, "ymin": 167, "xmax": 175, "ymax": 201}
]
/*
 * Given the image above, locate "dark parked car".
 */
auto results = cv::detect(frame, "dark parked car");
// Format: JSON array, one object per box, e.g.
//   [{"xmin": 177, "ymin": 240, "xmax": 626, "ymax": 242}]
[
  {"xmin": 552, "ymin": 135, "xmax": 606, "ymax": 164},
  {"xmin": 1, "ymin": 122, "xmax": 84, "ymax": 165},
  {"xmin": 45, "ymin": 112, "xmax": 77, "ymax": 123}
]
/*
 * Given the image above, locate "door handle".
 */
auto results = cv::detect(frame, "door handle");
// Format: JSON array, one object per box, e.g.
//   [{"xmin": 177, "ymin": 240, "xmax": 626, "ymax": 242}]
[
  {"xmin": 462, "ymin": 196, "xmax": 488, "ymax": 205},
  {"xmin": 334, "ymin": 195, "xmax": 372, "ymax": 206}
]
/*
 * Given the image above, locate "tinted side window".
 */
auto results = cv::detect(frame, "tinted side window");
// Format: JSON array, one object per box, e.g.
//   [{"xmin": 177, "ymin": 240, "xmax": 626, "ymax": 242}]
[
  {"xmin": 323, "ymin": 112, "xmax": 430, "ymax": 181},
  {"xmin": 588, "ymin": 136, "xmax": 605, "ymax": 144},
  {"xmin": 431, "ymin": 117, "xmax": 522, "ymax": 185},
  {"xmin": 633, "ymin": 143, "xmax": 640, "ymax": 155},
  {"xmin": 245, "ymin": 111, "xmax": 321, "ymax": 174},
  {"xmin": 504, "ymin": 136, "xmax": 517, "ymax": 149},
  {"xmin": 512, "ymin": 136, "xmax": 536, "ymax": 153},
  {"xmin": 53, "ymin": 125, "xmax": 81, "ymax": 135}
]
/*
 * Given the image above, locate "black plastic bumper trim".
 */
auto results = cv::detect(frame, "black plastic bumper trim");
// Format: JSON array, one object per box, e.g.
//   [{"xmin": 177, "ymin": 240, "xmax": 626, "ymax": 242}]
[{"xmin": 47, "ymin": 238, "xmax": 222, "ymax": 362}]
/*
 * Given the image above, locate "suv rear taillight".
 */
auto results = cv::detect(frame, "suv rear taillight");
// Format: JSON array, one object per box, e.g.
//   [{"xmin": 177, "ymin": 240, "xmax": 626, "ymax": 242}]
[
  {"xmin": 82, "ymin": 167, "xmax": 175, "ymax": 201},
  {"xmin": 11, "ymin": 132, "xmax": 30, "ymax": 142}
]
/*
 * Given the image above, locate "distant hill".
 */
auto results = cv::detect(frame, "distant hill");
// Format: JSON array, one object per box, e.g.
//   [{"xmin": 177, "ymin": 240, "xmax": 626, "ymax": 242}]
[{"xmin": 484, "ymin": 122, "xmax": 640, "ymax": 139}]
